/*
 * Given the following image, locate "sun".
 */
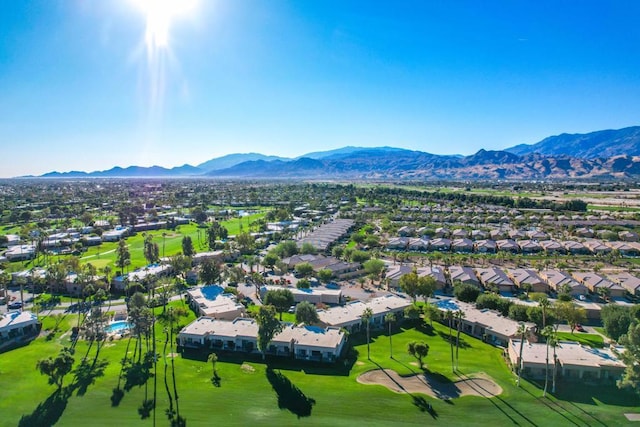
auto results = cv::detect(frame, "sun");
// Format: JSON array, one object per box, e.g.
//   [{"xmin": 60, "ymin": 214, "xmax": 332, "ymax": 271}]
[{"xmin": 130, "ymin": 0, "xmax": 198, "ymax": 49}]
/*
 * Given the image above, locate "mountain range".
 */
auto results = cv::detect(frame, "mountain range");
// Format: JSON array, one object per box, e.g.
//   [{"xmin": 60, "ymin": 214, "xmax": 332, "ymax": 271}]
[{"xmin": 36, "ymin": 126, "xmax": 640, "ymax": 181}]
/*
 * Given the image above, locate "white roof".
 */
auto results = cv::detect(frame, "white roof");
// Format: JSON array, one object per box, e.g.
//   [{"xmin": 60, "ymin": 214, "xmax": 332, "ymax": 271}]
[
  {"xmin": 180, "ymin": 317, "xmax": 257, "ymax": 337},
  {"xmin": 0, "ymin": 311, "xmax": 38, "ymax": 332},
  {"xmin": 510, "ymin": 339, "xmax": 625, "ymax": 369},
  {"xmin": 317, "ymin": 294, "xmax": 411, "ymax": 327}
]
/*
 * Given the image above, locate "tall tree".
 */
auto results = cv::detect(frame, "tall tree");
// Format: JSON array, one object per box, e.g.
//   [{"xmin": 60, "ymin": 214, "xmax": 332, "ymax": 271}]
[
  {"xmin": 295, "ymin": 301, "xmax": 319, "ymax": 325},
  {"xmin": 446, "ymin": 310, "xmax": 454, "ymax": 372},
  {"xmin": 208, "ymin": 352, "xmax": 218, "ymax": 379},
  {"xmin": 455, "ymin": 309, "xmax": 465, "ymax": 371},
  {"xmin": 143, "ymin": 234, "xmax": 160, "ymax": 265},
  {"xmin": 263, "ymin": 289, "xmax": 295, "ymax": 321},
  {"xmin": 362, "ymin": 307, "xmax": 373, "ymax": 360},
  {"xmin": 36, "ymin": 347, "xmax": 75, "ymax": 390},
  {"xmin": 181, "ymin": 236, "xmax": 194, "ymax": 257},
  {"xmin": 516, "ymin": 323, "xmax": 527, "ymax": 387},
  {"xmin": 617, "ymin": 321, "xmax": 640, "ymax": 395},
  {"xmin": 363, "ymin": 259, "xmax": 386, "ymax": 285},
  {"xmin": 541, "ymin": 325, "xmax": 554, "ymax": 397},
  {"xmin": 256, "ymin": 305, "xmax": 283, "ymax": 360},
  {"xmin": 399, "ymin": 271, "xmax": 420, "ymax": 303},
  {"xmin": 385, "ymin": 312, "xmax": 396, "ymax": 359},
  {"xmin": 422, "ymin": 303, "xmax": 440, "ymax": 328},
  {"xmin": 407, "ymin": 341, "xmax": 430, "ymax": 369},
  {"xmin": 115, "ymin": 238, "xmax": 131, "ymax": 274},
  {"xmin": 199, "ymin": 257, "xmax": 221, "ymax": 285},
  {"xmin": 533, "ymin": 294, "xmax": 551, "ymax": 329}
]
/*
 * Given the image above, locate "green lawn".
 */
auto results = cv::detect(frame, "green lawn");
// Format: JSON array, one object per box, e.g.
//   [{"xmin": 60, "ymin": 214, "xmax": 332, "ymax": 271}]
[
  {"xmin": 1, "ymin": 312, "xmax": 637, "ymax": 426},
  {"xmin": 555, "ymin": 332, "xmax": 605, "ymax": 348},
  {"xmin": 4, "ymin": 212, "xmax": 268, "ymax": 275}
]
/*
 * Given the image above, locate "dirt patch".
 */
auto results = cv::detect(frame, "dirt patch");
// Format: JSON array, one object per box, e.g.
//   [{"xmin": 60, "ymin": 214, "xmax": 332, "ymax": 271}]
[
  {"xmin": 241, "ymin": 363, "xmax": 256, "ymax": 373},
  {"xmin": 357, "ymin": 369, "xmax": 502, "ymax": 400}
]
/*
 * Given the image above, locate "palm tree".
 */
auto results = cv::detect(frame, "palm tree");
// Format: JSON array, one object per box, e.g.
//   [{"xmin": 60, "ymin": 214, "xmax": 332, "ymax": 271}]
[
  {"xmin": 446, "ymin": 310, "xmax": 454, "ymax": 372},
  {"xmin": 385, "ymin": 312, "xmax": 395, "ymax": 359},
  {"xmin": 208, "ymin": 352, "xmax": 218, "ymax": 378},
  {"xmin": 362, "ymin": 308, "xmax": 373, "ymax": 360},
  {"xmin": 162, "ymin": 232, "xmax": 167, "ymax": 258},
  {"xmin": 538, "ymin": 297, "xmax": 551, "ymax": 329},
  {"xmin": 541, "ymin": 325, "xmax": 554, "ymax": 397},
  {"xmin": 550, "ymin": 330, "xmax": 559, "ymax": 393},
  {"xmin": 454, "ymin": 309, "xmax": 465, "ymax": 371},
  {"xmin": 516, "ymin": 323, "xmax": 527, "ymax": 387}
]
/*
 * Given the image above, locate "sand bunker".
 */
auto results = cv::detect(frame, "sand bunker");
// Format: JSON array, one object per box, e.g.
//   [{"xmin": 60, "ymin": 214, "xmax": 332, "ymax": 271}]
[{"xmin": 357, "ymin": 369, "xmax": 502, "ymax": 399}]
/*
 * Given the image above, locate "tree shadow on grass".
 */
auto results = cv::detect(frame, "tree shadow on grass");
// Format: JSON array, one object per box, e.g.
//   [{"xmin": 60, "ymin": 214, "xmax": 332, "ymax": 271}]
[
  {"xmin": 412, "ymin": 395, "xmax": 438, "ymax": 419},
  {"xmin": 123, "ymin": 359, "xmax": 153, "ymax": 392},
  {"xmin": 266, "ymin": 367, "xmax": 316, "ymax": 418},
  {"xmin": 72, "ymin": 358, "xmax": 109, "ymax": 396},
  {"xmin": 180, "ymin": 346, "xmax": 357, "ymax": 376},
  {"xmin": 436, "ymin": 331, "xmax": 472, "ymax": 349},
  {"xmin": 18, "ymin": 388, "xmax": 70, "ymax": 427},
  {"xmin": 111, "ymin": 387, "xmax": 125, "ymax": 407},
  {"xmin": 138, "ymin": 398, "xmax": 155, "ymax": 419},
  {"xmin": 415, "ymin": 323, "xmax": 437, "ymax": 337},
  {"xmin": 211, "ymin": 371, "xmax": 222, "ymax": 387}
]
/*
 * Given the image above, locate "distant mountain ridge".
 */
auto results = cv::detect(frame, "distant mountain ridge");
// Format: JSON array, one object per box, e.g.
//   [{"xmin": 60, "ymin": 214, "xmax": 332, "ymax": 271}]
[
  {"xmin": 506, "ymin": 126, "xmax": 640, "ymax": 158},
  {"xmin": 30, "ymin": 126, "xmax": 640, "ymax": 180}
]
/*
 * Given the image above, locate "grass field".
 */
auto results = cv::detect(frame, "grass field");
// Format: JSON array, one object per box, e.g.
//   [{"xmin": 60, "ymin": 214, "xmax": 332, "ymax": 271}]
[
  {"xmin": 5, "ymin": 212, "xmax": 268, "ymax": 274},
  {"xmin": 555, "ymin": 332, "xmax": 605, "ymax": 348},
  {"xmin": 1, "ymin": 306, "xmax": 638, "ymax": 427}
]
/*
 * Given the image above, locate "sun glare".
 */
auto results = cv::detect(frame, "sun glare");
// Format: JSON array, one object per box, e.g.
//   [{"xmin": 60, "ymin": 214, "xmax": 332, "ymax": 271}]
[{"xmin": 131, "ymin": 0, "xmax": 198, "ymax": 50}]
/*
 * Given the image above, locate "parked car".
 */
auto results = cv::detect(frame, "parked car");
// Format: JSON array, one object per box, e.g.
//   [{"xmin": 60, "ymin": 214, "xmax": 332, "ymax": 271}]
[
  {"xmin": 7, "ymin": 301, "xmax": 22, "ymax": 310},
  {"xmin": 576, "ymin": 324, "xmax": 585, "ymax": 332}
]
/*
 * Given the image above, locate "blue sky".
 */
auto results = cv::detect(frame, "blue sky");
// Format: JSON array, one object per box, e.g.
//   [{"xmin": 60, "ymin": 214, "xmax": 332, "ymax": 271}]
[{"xmin": 1, "ymin": 0, "xmax": 640, "ymax": 177}]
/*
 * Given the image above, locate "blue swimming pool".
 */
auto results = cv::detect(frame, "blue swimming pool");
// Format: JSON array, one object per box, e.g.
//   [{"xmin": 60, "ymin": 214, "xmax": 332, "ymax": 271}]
[
  {"xmin": 105, "ymin": 320, "xmax": 131, "ymax": 333},
  {"xmin": 434, "ymin": 299, "xmax": 460, "ymax": 311},
  {"xmin": 200, "ymin": 285, "xmax": 225, "ymax": 301}
]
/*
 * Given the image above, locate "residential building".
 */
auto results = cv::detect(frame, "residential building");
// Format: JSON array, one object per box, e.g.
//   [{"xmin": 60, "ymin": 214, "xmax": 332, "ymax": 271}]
[
  {"xmin": 539, "ymin": 270, "xmax": 588, "ymax": 296},
  {"xmin": 474, "ymin": 239, "xmax": 497, "ymax": 254},
  {"xmin": 451, "ymin": 238, "xmax": 474, "ymax": 253},
  {"xmin": 507, "ymin": 339, "xmax": 625, "ymax": 383},
  {"xmin": 517, "ymin": 240, "xmax": 542, "ymax": 254},
  {"xmin": 317, "ymin": 294, "xmax": 411, "ymax": 332},
  {"xmin": 177, "ymin": 317, "xmax": 346, "ymax": 363},
  {"xmin": 607, "ymin": 272, "xmax": 640, "ymax": 297},
  {"xmin": 506, "ymin": 268, "xmax": 548, "ymax": 293},
  {"xmin": 260, "ymin": 285, "xmax": 342, "ymax": 305},
  {"xmin": 435, "ymin": 300, "xmax": 535, "ymax": 347},
  {"xmin": 0, "ymin": 311, "xmax": 39, "ymax": 350},
  {"xmin": 476, "ymin": 267, "xmax": 515, "ymax": 293},
  {"xmin": 185, "ymin": 286, "xmax": 246, "ymax": 319},
  {"xmin": 571, "ymin": 272, "xmax": 626, "ymax": 298},
  {"xmin": 448, "ymin": 266, "xmax": 480, "ymax": 287},
  {"xmin": 4, "ymin": 245, "xmax": 36, "ymax": 262},
  {"xmin": 496, "ymin": 239, "xmax": 519, "ymax": 254}
]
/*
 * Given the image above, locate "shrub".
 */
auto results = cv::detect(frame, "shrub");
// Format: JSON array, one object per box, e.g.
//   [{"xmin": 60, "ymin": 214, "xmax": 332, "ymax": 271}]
[
  {"xmin": 453, "ymin": 282, "xmax": 480, "ymax": 303},
  {"xmin": 508, "ymin": 304, "xmax": 529, "ymax": 321}
]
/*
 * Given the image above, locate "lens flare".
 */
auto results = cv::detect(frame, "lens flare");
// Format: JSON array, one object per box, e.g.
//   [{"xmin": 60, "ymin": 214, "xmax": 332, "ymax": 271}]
[
  {"xmin": 132, "ymin": 0, "xmax": 197, "ymax": 50},
  {"xmin": 130, "ymin": 0, "xmax": 198, "ymax": 123}
]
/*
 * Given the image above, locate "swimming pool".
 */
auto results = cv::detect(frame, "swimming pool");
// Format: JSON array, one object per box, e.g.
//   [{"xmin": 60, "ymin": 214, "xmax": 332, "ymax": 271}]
[
  {"xmin": 434, "ymin": 299, "xmax": 460, "ymax": 311},
  {"xmin": 200, "ymin": 285, "xmax": 225, "ymax": 301},
  {"xmin": 105, "ymin": 320, "xmax": 131, "ymax": 333}
]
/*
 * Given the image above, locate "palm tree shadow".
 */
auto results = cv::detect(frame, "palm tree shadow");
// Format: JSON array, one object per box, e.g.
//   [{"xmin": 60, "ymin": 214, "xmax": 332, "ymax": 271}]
[
  {"xmin": 72, "ymin": 358, "xmax": 109, "ymax": 396},
  {"xmin": 412, "ymin": 395, "xmax": 438, "ymax": 419},
  {"xmin": 266, "ymin": 367, "xmax": 316, "ymax": 418},
  {"xmin": 18, "ymin": 388, "xmax": 71, "ymax": 427}
]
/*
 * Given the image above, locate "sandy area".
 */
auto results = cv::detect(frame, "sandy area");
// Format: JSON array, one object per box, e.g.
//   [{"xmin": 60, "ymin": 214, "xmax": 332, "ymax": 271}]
[{"xmin": 357, "ymin": 369, "xmax": 502, "ymax": 400}]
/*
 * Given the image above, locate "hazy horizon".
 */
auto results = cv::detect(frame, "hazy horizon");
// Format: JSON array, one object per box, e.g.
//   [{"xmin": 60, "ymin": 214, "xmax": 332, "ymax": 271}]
[{"xmin": 2, "ymin": 1, "xmax": 640, "ymax": 177}]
